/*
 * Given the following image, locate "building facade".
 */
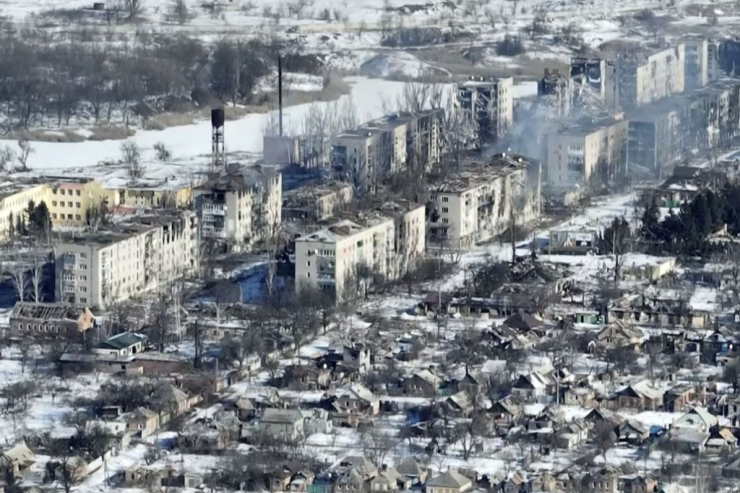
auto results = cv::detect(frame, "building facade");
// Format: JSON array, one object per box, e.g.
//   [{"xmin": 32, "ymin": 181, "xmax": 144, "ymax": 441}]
[
  {"xmin": 457, "ymin": 76, "xmax": 514, "ymax": 146},
  {"xmin": 193, "ymin": 166, "xmax": 282, "ymax": 252},
  {"xmin": 546, "ymin": 115, "xmax": 629, "ymax": 190},
  {"xmin": 54, "ymin": 210, "xmax": 197, "ymax": 309},
  {"xmin": 685, "ymin": 38, "xmax": 709, "ymax": 89},
  {"xmin": 330, "ymin": 110, "xmax": 442, "ymax": 191},
  {"xmin": 294, "ymin": 202, "xmax": 425, "ymax": 300},
  {"xmin": 427, "ymin": 154, "xmax": 542, "ymax": 250},
  {"xmin": 618, "ymin": 44, "xmax": 686, "ymax": 108}
]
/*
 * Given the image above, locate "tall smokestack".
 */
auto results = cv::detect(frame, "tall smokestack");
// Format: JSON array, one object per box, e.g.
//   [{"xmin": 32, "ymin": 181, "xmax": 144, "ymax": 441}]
[{"xmin": 278, "ymin": 56, "xmax": 283, "ymax": 137}]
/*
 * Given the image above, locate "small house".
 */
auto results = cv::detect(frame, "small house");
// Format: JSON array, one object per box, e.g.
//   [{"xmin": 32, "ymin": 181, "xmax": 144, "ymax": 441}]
[{"xmin": 425, "ymin": 470, "xmax": 473, "ymax": 493}]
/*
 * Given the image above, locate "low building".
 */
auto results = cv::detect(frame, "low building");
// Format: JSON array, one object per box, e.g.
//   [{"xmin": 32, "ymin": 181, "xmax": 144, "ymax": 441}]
[
  {"xmin": 53, "ymin": 209, "xmax": 196, "ymax": 309},
  {"xmin": 92, "ymin": 332, "xmax": 145, "ymax": 358},
  {"xmin": 425, "ymin": 470, "xmax": 473, "ymax": 493},
  {"xmin": 427, "ymin": 153, "xmax": 541, "ymax": 250},
  {"xmin": 259, "ymin": 409, "xmax": 305, "ymax": 440},
  {"xmin": 10, "ymin": 302, "xmax": 94, "ymax": 338}
]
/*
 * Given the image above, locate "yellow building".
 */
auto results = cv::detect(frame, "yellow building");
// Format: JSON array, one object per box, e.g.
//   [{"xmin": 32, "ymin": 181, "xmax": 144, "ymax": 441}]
[
  {"xmin": 0, "ymin": 180, "xmax": 49, "ymax": 240},
  {"xmin": 46, "ymin": 178, "xmax": 106, "ymax": 226},
  {"xmin": 104, "ymin": 185, "xmax": 193, "ymax": 210}
]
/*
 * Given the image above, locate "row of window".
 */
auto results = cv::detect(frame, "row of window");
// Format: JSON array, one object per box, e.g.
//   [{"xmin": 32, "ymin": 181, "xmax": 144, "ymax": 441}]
[
  {"xmin": 52, "ymin": 213, "xmax": 82, "ymax": 220},
  {"xmin": 53, "ymin": 189, "xmax": 82, "ymax": 196},
  {"xmin": 51, "ymin": 201, "xmax": 82, "ymax": 208},
  {"xmin": 18, "ymin": 323, "xmax": 64, "ymax": 333}
]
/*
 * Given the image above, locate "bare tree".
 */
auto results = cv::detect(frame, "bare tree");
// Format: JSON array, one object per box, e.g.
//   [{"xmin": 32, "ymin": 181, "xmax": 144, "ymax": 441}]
[
  {"xmin": 593, "ymin": 420, "xmax": 616, "ymax": 463},
  {"xmin": 153, "ymin": 142, "xmax": 171, "ymax": 161},
  {"xmin": 456, "ymin": 412, "xmax": 490, "ymax": 460},
  {"xmin": 8, "ymin": 252, "xmax": 28, "ymax": 302},
  {"xmin": 120, "ymin": 141, "xmax": 144, "ymax": 182},
  {"xmin": 123, "ymin": 0, "xmax": 145, "ymax": 23},
  {"xmin": 0, "ymin": 146, "xmax": 16, "ymax": 172},
  {"xmin": 169, "ymin": 0, "xmax": 191, "ymax": 24},
  {"xmin": 360, "ymin": 427, "xmax": 399, "ymax": 467},
  {"xmin": 29, "ymin": 250, "xmax": 44, "ymax": 302},
  {"xmin": 16, "ymin": 138, "xmax": 33, "ymax": 171}
]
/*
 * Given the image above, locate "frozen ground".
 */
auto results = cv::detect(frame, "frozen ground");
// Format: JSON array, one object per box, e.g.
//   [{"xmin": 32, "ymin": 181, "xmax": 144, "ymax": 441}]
[{"xmin": 5, "ymin": 76, "xmax": 537, "ymax": 186}]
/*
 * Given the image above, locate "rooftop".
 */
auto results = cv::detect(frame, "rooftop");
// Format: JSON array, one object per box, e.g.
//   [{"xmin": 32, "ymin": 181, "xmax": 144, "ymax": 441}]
[
  {"xmin": 195, "ymin": 164, "xmax": 279, "ymax": 192},
  {"xmin": 430, "ymin": 153, "xmax": 532, "ymax": 193},
  {"xmin": 98, "ymin": 332, "xmax": 145, "ymax": 351},
  {"xmin": 56, "ymin": 209, "xmax": 193, "ymax": 246},
  {"xmin": 11, "ymin": 302, "xmax": 90, "ymax": 321},
  {"xmin": 555, "ymin": 114, "xmax": 625, "ymax": 136},
  {"xmin": 335, "ymin": 109, "xmax": 441, "ymax": 140}
]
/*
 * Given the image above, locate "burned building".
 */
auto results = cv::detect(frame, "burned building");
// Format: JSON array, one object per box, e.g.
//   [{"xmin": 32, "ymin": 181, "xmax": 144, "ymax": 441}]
[
  {"xmin": 627, "ymin": 97, "xmax": 685, "ymax": 180},
  {"xmin": 537, "ymin": 68, "xmax": 573, "ymax": 118},
  {"xmin": 330, "ymin": 110, "xmax": 442, "ymax": 191},
  {"xmin": 570, "ymin": 57, "xmax": 618, "ymax": 110},
  {"xmin": 456, "ymin": 76, "xmax": 514, "ymax": 147}
]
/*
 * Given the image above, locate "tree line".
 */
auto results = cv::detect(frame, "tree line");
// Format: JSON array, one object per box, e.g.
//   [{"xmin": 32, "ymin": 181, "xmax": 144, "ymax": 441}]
[{"xmin": 0, "ymin": 30, "xmax": 324, "ymax": 132}]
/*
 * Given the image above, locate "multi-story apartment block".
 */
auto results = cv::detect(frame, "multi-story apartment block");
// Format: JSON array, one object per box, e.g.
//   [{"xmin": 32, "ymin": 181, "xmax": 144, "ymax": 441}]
[
  {"xmin": 282, "ymin": 180, "xmax": 353, "ymax": 223},
  {"xmin": 546, "ymin": 115, "xmax": 628, "ymax": 190},
  {"xmin": 684, "ymin": 38, "xmax": 709, "ymax": 89},
  {"xmin": 456, "ymin": 77, "xmax": 514, "ymax": 146},
  {"xmin": 538, "ymin": 68, "xmax": 574, "ymax": 118},
  {"xmin": 294, "ymin": 201, "xmax": 425, "ymax": 300},
  {"xmin": 54, "ymin": 210, "xmax": 197, "ymax": 309},
  {"xmin": 708, "ymin": 40, "xmax": 721, "ymax": 81},
  {"xmin": 628, "ymin": 99, "xmax": 684, "ymax": 180},
  {"xmin": 427, "ymin": 154, "xmax": 541, "ymax": 250},
  {"xmin": 617, "ymin": 44, "xmax": 685, "ymax": 108},
  {"xmin": 570, "ymin": 58, "xmax": 619, "ymax": 110},
  {"xmin": 330, "ymin": 110, "xmax": 442, "ymax": 191},
  {"xmin": 193, "ymin": 165, "xmax": 282, "ymax": 252}
]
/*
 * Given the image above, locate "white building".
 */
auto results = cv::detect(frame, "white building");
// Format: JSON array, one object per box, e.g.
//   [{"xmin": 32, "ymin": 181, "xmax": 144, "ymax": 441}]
[
  {"xmin": 457, "ymin": 76, "xmax": 514, "ymax": 146},
  {"xmin": 193, "ymin": 165, "xmax": 282, "ymax": 252},
  {"xmin": 330, "ymin": 110, "xmax": 442, "ymax": 191},
  {"xmin": 294, "ymin": 201, "xmax": 425, "ymax": 300},
  {"xmin": 546, "ymin": 115, "xmax": 628, "ymax": 190},
  {"xmin": 54, "ymin": 210, "xmax": 197, "ymax": 309},
  {"xmin": 427, "ymin": 153, "xmax": 542, "ymax": 250},
  {"xmin": 618, "ymin": 44, "xmax": 686, "ymax": 108}
]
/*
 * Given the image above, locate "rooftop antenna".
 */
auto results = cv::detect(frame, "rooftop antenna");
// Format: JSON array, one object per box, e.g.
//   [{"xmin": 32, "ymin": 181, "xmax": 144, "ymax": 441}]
[
  {"xmin": 278, "ymin": 56, "xmax": 284, "ymax": 137},
  {"xmin": 211, "ymin": 107, "xmax": 225, "ymax": 171}
]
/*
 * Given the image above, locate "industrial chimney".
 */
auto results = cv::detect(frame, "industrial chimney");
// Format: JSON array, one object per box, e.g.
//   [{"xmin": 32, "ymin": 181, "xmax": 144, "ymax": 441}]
[{"xmin": 211, "ymin": 107, "xmax": 225, "ymax": 170}]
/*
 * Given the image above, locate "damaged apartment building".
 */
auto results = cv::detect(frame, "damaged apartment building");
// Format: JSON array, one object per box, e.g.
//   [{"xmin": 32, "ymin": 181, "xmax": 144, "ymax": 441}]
[
  {"xmin": 427, "ymin": 153, "xmax": 541, "ymax": 250},
  {"xmin": 193, "ymin": 165, "xmax": 282, "ymax": 253},
  {"xmin": 628, "ymin": 80, "xmax": 740, "ymax": 179},
  {"xmin": 294, "ymin": 201, "xmax": 426, "ymax": 300},
  {"xmin": 546, "ymin": 114, "xmax": 628, "ymax": 193},
  {"xmin": 456, "ymin": 76, "xmax": 514, "ymax": 148},
  {"xmin": 329, "ymin": 110, "xmax": 442, "ymax": 191},
  {"xmin": 616, "ymin": 44, "xmax": 686, "ymax": 109},
  {"xmin": 54, "ymin": 210, "xmax": 197, "ymax": 309}
]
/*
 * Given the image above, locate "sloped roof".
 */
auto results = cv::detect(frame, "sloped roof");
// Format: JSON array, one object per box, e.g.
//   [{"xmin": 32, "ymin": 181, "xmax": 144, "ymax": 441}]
[
  {"xmin": 426, "ymin": 470, "xmax": 472, "ymax": 489},
  {"xmin": 396, "ymin": 458, "xmax": 425, "ymax": 477},
  {"xmin": 2, "ymin": 442, "xmax": 34, "ymax": 466},
  {"xmin": 11, "ymin": 302, "xmax": 89, "ymax": 321},
  {"xmin": 503, "ymin": 310, "xmax": 544, "ymax": 330},
  {"xmin": 336, "ymin": 384, "xmax": 377, "ymax": 403},
  {"xmin": 98, "ymin": 332, "xmax": 143, "ymax": 350},
  {"xmin": 262, "ymin": 408, "xmax": 303, "ymax": 424},
  {"xmin": 155, "ymin": 384, "xmax": 189, "ymax": 404}
]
